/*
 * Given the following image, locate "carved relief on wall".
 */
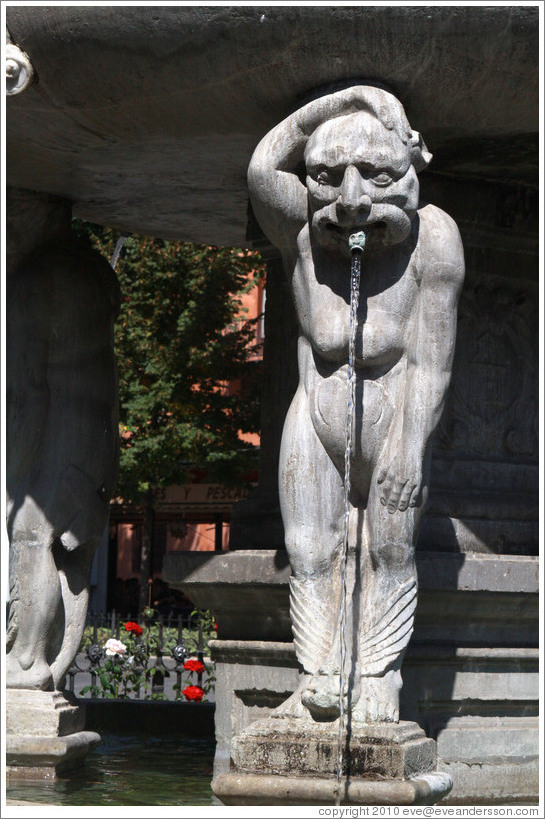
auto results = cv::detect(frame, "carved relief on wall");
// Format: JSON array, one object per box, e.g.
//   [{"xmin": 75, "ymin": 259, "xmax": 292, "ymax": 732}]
[{"xmin": 436, "ymin": 275, "xmax": 538, "ymax": 461}]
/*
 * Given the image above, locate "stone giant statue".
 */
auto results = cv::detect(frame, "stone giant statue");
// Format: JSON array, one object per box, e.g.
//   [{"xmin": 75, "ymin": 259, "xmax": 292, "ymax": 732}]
[
  {"xmin": 248, "ymin": 84, "xmax": 465, "ymax": 724},
  {"xmin": 6, "ymin": 239, "xmax": 120, "ymax": 691}
]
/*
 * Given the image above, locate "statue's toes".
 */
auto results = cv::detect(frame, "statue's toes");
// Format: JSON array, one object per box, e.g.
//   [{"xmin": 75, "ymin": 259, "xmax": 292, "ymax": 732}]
[{"xmin": 301, "ymin": 674, "xmax": 342, "ymax": 720}]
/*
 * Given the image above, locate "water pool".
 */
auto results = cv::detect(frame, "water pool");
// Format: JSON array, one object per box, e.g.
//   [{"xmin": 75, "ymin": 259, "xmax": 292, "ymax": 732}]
[{"xmin": 6, "ymin": 733, "xmax": 216, "ymax": 806}]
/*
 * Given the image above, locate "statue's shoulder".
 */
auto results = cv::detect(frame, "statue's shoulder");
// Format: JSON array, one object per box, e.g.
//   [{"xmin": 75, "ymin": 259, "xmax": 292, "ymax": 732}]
[
  {"xmin": 416, "ymin": 202, "xmax": 465, "ymax": 283},
  {"xmin": 18, "ymin": 239, "xmax": 121, "ymax": 313},
  {"xmin": 417, "ymin": 201, "xmax": 461, "ymax": 238}
]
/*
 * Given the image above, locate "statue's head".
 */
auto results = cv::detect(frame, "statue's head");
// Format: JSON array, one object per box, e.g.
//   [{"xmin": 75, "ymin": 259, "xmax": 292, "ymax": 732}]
[{"xmin": 304, "ymin": 86, "xmax": 431, "ymax": 254}]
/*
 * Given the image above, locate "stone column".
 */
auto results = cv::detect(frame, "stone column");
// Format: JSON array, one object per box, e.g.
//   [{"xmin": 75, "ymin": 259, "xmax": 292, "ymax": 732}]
[{"xmin": 6, "ymin": 187, "xmax": 120, "ymax": 778}]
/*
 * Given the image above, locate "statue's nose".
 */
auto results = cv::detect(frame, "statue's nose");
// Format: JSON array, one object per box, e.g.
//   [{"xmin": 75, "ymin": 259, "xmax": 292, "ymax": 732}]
[{"xmin": 336, "ymin": 166, "xmax": 372, "ymax": 221}]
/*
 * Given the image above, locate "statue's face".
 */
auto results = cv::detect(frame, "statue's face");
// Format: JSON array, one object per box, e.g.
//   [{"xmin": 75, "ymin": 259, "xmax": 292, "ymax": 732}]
[{"xmin": 305, "ymin": 111, "xmax": 419, "ymax": 255}]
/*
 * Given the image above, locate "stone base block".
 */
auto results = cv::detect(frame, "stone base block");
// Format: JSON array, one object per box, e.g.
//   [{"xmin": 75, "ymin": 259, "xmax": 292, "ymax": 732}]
[
  {"xmin": 212, "ymin": 771, "xmax": 453, "ymax": 806},
  {"xmin": 231, "ymin": 718, "xmax": 437, "ymax": 779},
  {"xmin": 6, "ymin": 689, "xmax": 99, "ymax": 778},
  {"xmin": 6, "ymin": 689, "xmax": 85, "ymax": 737},
  {"xmin": 6, "ymin": 731, "xmax": 101, "ymax": 779},
  {"xmin": 213, "ymin": 717, "xmax": 451, "ymax": 806}
]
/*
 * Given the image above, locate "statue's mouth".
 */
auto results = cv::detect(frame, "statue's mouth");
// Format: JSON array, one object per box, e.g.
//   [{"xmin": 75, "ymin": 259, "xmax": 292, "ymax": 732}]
[
  {"xmin": 324, "ymin": 220, "xmax": 388, "ymax": 243},
  {"xmin": 324, "ymin": 220, "xmax": 387, "ymax": 236}
]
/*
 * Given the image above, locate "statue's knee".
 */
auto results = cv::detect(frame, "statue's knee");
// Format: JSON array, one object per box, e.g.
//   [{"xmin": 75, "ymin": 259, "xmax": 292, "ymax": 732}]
[
  {"xmin": 369, "ymin": 540, "xmax": 412, "ymax": 571},
  {"xmin": 286, "ymin": 530, "xmax": 342, "ymax": 578},
  {"xmin": 10, "ymin": 498, "xmax": 53, "ymax": 547}
]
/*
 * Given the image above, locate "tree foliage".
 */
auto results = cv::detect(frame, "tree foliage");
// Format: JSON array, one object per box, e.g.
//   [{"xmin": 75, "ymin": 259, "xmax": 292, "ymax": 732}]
[{"xmin": 73, "ymin": 222, "xmax": 264, "ymax": 502}]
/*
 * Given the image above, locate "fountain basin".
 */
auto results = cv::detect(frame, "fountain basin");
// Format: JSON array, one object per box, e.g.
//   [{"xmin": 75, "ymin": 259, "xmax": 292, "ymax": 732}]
[{"xmin": 213, "ymin": 772, "xmax": 452, "ymax": 806}]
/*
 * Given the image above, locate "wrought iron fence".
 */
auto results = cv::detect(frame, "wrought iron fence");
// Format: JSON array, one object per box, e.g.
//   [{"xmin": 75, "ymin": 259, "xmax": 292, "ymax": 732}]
[{"xmin": 65, "ymin": 609, "xmax": 216, "ymax": 701}]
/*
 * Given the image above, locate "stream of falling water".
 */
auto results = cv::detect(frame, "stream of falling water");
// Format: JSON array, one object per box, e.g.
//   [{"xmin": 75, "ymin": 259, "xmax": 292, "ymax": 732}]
[
  {"xmin": 110, "ymin": 235, "xmax": 128, "ymax": 270},
  {"xmin": 336, "ymin": 231, "xmax": 366, "ymax": 805}
]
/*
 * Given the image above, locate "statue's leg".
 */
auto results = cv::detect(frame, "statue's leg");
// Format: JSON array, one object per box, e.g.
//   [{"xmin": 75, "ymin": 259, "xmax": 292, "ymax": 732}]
[
  {"xmin": 6, "ymin": 499, "xmax": 59, "ymax": 689},
  {"xmin": 275, "ymin": 381, "xmax": 345, "ymax": 718},
  {"xmin": 49, "ymin": 537, "xmax": 98, "ymax": 689},
  {"xmin": 352, "ymin": 474, "xmax": 423, "ymax": 724}
]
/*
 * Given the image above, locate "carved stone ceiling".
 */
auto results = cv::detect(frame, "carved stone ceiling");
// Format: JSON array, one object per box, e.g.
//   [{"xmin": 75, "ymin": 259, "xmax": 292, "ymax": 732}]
[{"xmin": 6, "ymin": 5, "xmax": 538, "ymax": 246}]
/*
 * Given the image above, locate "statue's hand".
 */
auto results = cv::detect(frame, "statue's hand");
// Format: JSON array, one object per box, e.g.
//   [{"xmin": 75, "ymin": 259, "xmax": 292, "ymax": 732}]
[{"xmin": 376, "ymin": 448, "xmax": 423, "ymax": 514}]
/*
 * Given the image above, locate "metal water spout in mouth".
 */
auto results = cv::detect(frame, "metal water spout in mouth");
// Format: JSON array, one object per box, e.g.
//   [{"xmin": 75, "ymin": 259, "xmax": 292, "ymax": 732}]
[
  {"xmin": 336, "ymin": 230, "xmax": 366, "ymax": 805},
  {"xmin": 348, "ymin": 231, "xmax": 367, "ymax": 255}
]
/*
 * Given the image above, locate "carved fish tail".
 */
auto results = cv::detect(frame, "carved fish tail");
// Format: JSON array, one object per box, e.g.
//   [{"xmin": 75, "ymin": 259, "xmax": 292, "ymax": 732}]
[
  {"xmin": 359, "ymin": 578, "xmax": 417, "ymax": 677},
  {"xmin": 6, "ymin": 544, "xmax": 21, "ymax": 650},
  {"xmin": 289, "ymin": 575, "xmax": 337, "ymax": 674},
  {"xmin": 6, "ymin": 595, "xmax": 19, "ymax": 651}
]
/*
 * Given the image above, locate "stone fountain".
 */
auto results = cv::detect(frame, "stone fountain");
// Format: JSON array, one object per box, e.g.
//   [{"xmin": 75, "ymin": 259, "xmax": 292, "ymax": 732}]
[{"xmin": 6, "ymin": 6, "xmax": 538, "ymax": 801}]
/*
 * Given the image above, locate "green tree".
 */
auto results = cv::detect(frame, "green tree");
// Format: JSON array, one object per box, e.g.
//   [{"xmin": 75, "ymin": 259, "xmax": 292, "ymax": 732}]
[{"xmin": 73, "ymin": 222, "xmax": 264, "ymax": 609}]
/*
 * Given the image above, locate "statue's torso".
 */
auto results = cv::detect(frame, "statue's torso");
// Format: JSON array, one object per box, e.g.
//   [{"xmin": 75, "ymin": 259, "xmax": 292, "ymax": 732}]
[
  {"xmin": 287, "ymin": 209, "xmax": 432, "ymax": 483},
  {"xmin": 291, "ymin": 218, "xmax": 422, "ymax": 375}
]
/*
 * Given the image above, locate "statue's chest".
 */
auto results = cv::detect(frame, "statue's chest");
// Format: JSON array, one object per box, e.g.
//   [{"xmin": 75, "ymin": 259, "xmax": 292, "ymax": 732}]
[
  {"xmin": 294, "ymin": 252, "xmax": 419, "ymax": 362},
  {"xmin": 359, "ymin": 271, "xmax": 418, "ymax": 342}
]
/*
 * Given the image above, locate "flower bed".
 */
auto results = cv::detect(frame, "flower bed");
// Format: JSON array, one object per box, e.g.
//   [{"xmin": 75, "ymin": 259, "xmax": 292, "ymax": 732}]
[{"xmin": 66, "ymin": 609, "xmax": 216, "ymax": 701}]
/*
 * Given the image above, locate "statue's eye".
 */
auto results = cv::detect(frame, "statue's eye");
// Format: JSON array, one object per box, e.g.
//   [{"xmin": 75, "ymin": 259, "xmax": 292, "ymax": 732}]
[{"xmin": 372, "ymin": 172, "xmax": 392, "ymax": 186}]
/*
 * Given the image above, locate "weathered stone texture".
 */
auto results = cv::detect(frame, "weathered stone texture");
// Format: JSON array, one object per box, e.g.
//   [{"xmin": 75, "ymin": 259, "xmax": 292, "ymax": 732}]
[
  {"xmin": 6, "ymin": 6, "xmax": 538, "ymax": 245},
  {"xmin": 166, "ymin": 550, "xmax": 539, "ymax": 803}
]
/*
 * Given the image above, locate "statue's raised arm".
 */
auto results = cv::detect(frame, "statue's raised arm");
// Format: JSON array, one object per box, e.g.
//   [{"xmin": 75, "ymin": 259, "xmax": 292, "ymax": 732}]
[{"xmin": 247, "ymin": 84, "xmax": 431, "ymax": 255}]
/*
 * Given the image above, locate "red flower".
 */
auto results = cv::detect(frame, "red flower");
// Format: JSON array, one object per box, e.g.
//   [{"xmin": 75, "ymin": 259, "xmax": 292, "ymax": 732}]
[
  {"xmin": 183, "ymin": 659, "xmax": 205, "ymax": 674},
  {"xmin": 124, "ymin": 621, "xmax": 143, "ymax": 636},
  {"xmin": 182, "ymin": 685, "xmax": 204, "ymax": 702}
]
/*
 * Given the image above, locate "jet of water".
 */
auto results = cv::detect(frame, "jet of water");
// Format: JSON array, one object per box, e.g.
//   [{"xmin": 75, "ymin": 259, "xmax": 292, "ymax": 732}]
[
  {"xmin": 336, "ymin": 230, "xmax": 366, "ymax": 805},
  {"xmin": 110, "ymin": 235, "xmax": 128, "ymax": 270}
]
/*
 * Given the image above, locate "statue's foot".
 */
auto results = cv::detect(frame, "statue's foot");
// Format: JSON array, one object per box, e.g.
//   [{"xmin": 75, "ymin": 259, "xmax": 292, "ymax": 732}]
[
  {"xmin": 6, "ymin": 653, "xmax": 54, "ymax": 690},
  {"xmin": 301, "ymin": 668, "xmax": 361, "ymax": 721},
  {"xmin": 351, "ymin": 670, "xmax": 401, "ymax": 725}
]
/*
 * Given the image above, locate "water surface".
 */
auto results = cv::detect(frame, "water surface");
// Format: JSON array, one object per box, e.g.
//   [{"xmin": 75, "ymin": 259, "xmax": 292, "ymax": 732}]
[{"xmin": 7, "ymin": 733, "xmax": 215, "ymax": 806}]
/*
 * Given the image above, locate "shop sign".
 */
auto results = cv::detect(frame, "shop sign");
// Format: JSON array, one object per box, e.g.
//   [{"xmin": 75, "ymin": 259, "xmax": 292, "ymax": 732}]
[{"xmin": 152, "ymin": 483, "xmax": 251, "ymax": 509}]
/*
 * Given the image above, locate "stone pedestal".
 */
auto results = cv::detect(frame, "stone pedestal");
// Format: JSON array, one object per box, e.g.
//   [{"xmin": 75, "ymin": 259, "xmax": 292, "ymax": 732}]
[
  {"xmin": 6, "ymin": 690, "xmax": 100, "ymax": 779},
  {"xmin": 164, "ymin": 549, "xmax": 539, "ymax": 803},
  {"xmin": 213, "ymin": 718, "xmax": 452, "ymax": 806}
]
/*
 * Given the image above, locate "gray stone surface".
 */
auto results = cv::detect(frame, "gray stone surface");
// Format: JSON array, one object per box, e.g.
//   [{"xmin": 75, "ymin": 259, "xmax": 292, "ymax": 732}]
[
  {"xmin": 213, "ymin": 771, "xmax": 453, "ymax": 806},
  {"xmin": 247, "ymin": 83, "xmax": 464, "ymax": 724},
  {"xmin": 5, "ymin": 5, "xmax": 538, "ymax": 804},
  {"xmin": 6, "ymin": 6, "xmax": 538, "ymax": 245},
  {"xmin": 6, "ymin": 203, "xmax": 120, "ymax": 691},
  {"xmin": 5, "ymin": 690, "xmax": 99, "ymax": 779},
  {"xmin": 167, "ymin": 549, "xmax": 539, "ymax": 803},
  {"xmin": 6, "ymin": 731, "xmax": 100, "ymax": 778},
  {"xmin": 165, "ymin": 549, "xmax": 539, "ymax": 644},
  {"xmin": 209, "ymin": 639, "xmax": 300, "ymax": 779},
  {"xmin": 6, "ymin": 690, "xmax": 85, "ymax": 737},
  {"xmin": 163, "ymin": 549, "xmax": 292, "ymax": 640},
  {"xmin": 437, "ymin": 760, "xmax": 538, "ymax": 806},
  {"xmin": 231, "ymin": 718, "xmax": 436, "ymax": 779},
  {"xmin": 231, "ymin": 176, "xmax": 539, "ymax": 558}
]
